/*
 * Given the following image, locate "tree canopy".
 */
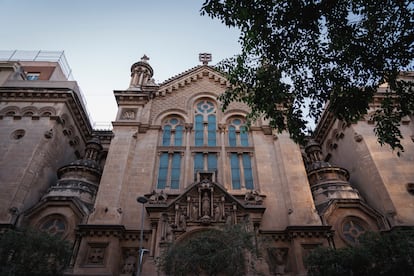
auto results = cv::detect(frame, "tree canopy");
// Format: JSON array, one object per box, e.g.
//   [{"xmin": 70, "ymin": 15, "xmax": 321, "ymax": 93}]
[
  {"xmin": 305, "ymin": 230, "xmax": 414, "ymax": 276},
  {"xmin": 201, "ymin": 0, "xmax": 414, "ymax": 152},
  {"xmin": 0, "ymin": 228, "xmax": 71, "ymax": 276}
]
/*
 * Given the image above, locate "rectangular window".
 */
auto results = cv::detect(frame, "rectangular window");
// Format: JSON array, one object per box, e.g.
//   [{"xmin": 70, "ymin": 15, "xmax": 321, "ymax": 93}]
[
  {"xmin": 243, "ymin": 153, "xmax": 254, "ymax": 189},
  {"xmin": 170, "ymin": 153, "xmax": 181, "ymax": 189},
  {"xmin": 207, "ymin": 115, "xmax": 216, "ymax": 146},
  {"xmin": 207, "ymin": 153, "xmax": 217, "ymax": 172},
  {"xmin": 162, "ymin": 126, "xmax": 171, "ymax": 146},
  {"xmin": 174, "ymin": 126, "xmax": 183, "ymax": 146},
  {"xmin": 230, "ymin": 153, "xmax": 241, "ymax": 189},
  {"xmin": 26, "ymin": 72, "xmax": 40, "ymax": 80},
  {"xmin": 228, "ymin": 126, "xmax": 237, "ymax": 146},
  {"xmin": 157, "ymin": 153, "xmax": 169, "ymax": 189},
  {"xmin": 240, "ymin": 126, "xmax": 249, "ymax": 146},
  {"xmin": 194, "ymin": 153, "xmax": 204, "ymax": 173},
  {"xmin": 195, "ymin": 115, "xmax": 204, "ymax": 146}
]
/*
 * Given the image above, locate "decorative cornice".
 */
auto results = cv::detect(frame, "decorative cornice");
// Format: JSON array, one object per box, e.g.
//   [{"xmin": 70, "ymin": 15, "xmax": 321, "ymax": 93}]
[
  {"xmin": 0, "ymin": 86, "xmax": 93, "ymax": 143},
  {"xmin": 156, "ymin": 66, "xmax": 230, "ymax": 97},
  {"xmin": 260, "ymin": 225, "xmax": 333, "ymax": 241},
  {"xmin": 76, "ymin": 224, "xmax": 152, "ymax": 240}
]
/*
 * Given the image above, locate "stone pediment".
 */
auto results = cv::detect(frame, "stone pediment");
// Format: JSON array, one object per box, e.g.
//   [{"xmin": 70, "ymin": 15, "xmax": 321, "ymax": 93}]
[
  {"xmin": 155, "ymin": 65, "xmax": 230, "ymax": 97},
  {"xmin": 145, "ymin": 174, "xmax": 265, "ymax": 230}
]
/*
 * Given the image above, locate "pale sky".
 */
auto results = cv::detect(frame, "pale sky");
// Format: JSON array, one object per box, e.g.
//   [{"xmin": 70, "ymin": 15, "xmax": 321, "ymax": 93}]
[{"xmin": 1, "ymin": 0, "xmax": 241, "ymax": 127}]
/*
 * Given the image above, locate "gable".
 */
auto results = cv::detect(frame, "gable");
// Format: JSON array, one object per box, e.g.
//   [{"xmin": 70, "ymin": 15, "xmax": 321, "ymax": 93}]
[
  {"xmin": 156, "ymin": 65, "xmax": 230, "ymax": 97},
  {"xmin": 145, "ymin": 174, "xmax": 265, "ymax": 231},
  {"xmin": 149, "ymin": 66, "xmax": 233, "ymax": 125}
]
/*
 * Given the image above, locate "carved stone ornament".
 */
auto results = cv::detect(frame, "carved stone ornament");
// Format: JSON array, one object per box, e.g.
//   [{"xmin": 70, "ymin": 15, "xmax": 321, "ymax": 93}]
[
  {"xmin": 85, "ymin": 243, "xmax": 107, "ymax": 265},
  {"xmin": 121, "ymin": 109, "xmax": 136, "ymax": 120},
  {"xmin": 148, "ymin": 190, "xmax": 168, "ymax": 204},
  {"xmin": 147, "ymin": 172, "xmax": 265, "ymax": 244},
  {"xmin": 244, "ymin": 190, "xmax": 264, "ymax": 205},
  {"xmin": 44, "ymin": 128, "xmax": 53, "ymax": 139}
]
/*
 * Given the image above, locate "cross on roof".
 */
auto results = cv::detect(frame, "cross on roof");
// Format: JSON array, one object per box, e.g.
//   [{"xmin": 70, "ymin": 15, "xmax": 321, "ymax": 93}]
[
  {"xmin": 199, "ymin": 53, "xmax": 212, "ymax": 65},
  {"xmin": 141, "ymin": 55, "xmax": 149, "ymax": 62}
]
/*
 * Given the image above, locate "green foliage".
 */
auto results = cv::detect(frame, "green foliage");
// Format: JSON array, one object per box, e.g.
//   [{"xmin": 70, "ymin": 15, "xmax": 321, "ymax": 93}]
[
  {"xmin": 160, "ymin": 225, "xmax": 254, "ymax": 276},
  {"xmin": 0, "ymin": 228, "xmax": 71, "ymax": 276},
  {"xmin": 201, "ymin": 0, "xmax": 414, "ymax": 151},
  {"xmin": 305, "ymin": 230, "xmax": 414, "ymax": 276}
]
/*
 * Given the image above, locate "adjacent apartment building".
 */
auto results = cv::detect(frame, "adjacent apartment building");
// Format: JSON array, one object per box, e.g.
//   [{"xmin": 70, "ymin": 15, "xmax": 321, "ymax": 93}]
[{"xmin": 1, "ymin": 50, "xmax": 413, "ymax": 275}]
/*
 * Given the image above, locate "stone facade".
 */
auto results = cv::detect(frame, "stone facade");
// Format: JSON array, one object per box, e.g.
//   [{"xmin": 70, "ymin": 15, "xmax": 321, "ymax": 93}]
[{"xmin": 0, "ymin": 52, "xmax": 413, "ymax": 275}]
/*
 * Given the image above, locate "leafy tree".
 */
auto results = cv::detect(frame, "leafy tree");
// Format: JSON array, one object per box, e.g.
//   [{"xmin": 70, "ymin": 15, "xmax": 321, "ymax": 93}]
[
  {"xmin": 160, "ymin": 225, "xmax": 254, "ymax": 276},
  {"xmin": 0, "ymin": 228, "xmax": 71, "ymax": 276},
  {"xmin": 201, "ymin": 0, "xmax": 414, "ymax": 152},
  {"xmin": 305, "ymin": 230, "xmax": 414, "ymax": 276}
]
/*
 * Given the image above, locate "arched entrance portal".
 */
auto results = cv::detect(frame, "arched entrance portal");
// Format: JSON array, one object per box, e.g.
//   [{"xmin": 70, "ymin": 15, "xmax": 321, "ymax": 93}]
[{"xmin": 161, "ymin": 227, "xmax": 252, "ymax": 276}]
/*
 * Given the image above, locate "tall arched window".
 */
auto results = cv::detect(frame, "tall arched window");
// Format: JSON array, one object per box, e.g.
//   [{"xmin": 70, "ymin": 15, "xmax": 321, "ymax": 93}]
[
  {"xmin": 193, "ymin": 100, "xmax": 218, "ymax": 179},
  {"xmin": 227, "ymin": 117, "xmax": 254, "ymax": 190},
  {"xmin": 157, "ymin": 117, "xmax": 184, "ymax": 189},
  {"xmin": 194, "ymin": 100, "xmax": 216, "ymax": 146}
]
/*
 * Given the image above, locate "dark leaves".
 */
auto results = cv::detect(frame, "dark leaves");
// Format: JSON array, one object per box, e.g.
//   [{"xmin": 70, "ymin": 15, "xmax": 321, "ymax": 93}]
[
  {"xmin": 0, "ymin": 228, "xmax": 71, "ymax": 276},
  {"xmin": 306, "ymin": 230, "xmax": 414, "ymax": 276},
  {"xmin": 202, "ymin": 0, "xmax": 414, "ymax": 151}
]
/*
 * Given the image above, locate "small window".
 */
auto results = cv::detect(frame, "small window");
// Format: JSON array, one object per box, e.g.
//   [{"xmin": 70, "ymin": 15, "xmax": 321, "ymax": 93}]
[
  {"xmin": 11, "ymin": 129, "xmax": 25, "ymax": 140},
  {"xmin": 40, "ymin": 217, "xmax": 66, "ymax": 237},
  {"xmin": 26, "ymin": 72, "xmax": 40, "ymax": 80},
  {"xmin": 340, "ymin": 216, "xmax": 368, "ymax": 245}
]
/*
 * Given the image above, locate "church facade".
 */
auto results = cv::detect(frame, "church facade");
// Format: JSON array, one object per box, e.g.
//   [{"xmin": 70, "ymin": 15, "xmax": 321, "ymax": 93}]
[{"xmin": 0, "ymin": 51, "xmax": 413, "ymax": 275}]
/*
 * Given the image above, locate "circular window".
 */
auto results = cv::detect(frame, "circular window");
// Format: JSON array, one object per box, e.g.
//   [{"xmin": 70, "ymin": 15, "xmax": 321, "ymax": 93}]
[
  {"xmin": 196, "ymin": 100, "xmax": 215, "ymax": 114},
  {"xmin": 11, "ymin": 129, "xmax": 25, "ymax": 140},
  {"xmin": 40, "ymin": 217, "xmax": 66, "ymax": 237},
  {"xmin": 340, "ymin": 217, "xmax": 368, "ymax": 245}
]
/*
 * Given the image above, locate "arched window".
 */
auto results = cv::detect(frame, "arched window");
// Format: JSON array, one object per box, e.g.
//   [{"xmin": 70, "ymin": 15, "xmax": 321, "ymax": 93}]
[
  {"xmin": 227, "ymin": 117, "xmax": 254, "ymax": 190},
  {"xmin": 192, "ymin": 100, "xmax": 218, "ymax": 180},
  {"xmin": 227, "ymin": 118, "xmax": 249, "ymax": 146},
  {"xmin": 157, "ymin": 117, "xmax": 184, "ymax": 189},
  {"xmin": 161, "ymin": 117, "xmax": 184, "ymax": 146},
  {"xmin": 194, "ymin": 100, "xmax": 217, "ymax": 146},
  {"xmin": 229, "ymin": 153, "xmax": 254, "ymax": 190}
]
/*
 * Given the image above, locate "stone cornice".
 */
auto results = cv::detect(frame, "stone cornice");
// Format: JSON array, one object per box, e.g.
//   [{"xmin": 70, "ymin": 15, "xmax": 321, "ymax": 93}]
[
  {"xmin": 113, "ymin": 89, "xmax": 153, "ymax": 106},
  {"xmin": 76, "ymin": 224, "xmax": 152, "ymax": 240},
  {"xmin": 156, "ymin": 66, "xmax": 230, "ymax": 97},
  {"xmin": 260, "ymin": 225, "xmax": 333, "ymax": 241},
  {"xmin": 0, "ymin": 86, "xmax": 93, "ymax": 143}
]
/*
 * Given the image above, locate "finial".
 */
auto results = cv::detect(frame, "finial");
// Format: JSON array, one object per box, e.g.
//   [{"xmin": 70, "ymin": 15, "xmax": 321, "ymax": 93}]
[
  {"xmin": 199, "ymin": 53, "xmax": 212, "ymax": 65},
  {"xmin": 141, "ymin": 55, "xmax": 149, "ymax": 62}
]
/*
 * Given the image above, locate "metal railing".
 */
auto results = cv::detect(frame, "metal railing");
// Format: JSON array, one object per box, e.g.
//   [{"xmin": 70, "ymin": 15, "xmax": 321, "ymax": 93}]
[{"xmin": 0, "ymin": 50, "xmax": 73, "ymax": 80}]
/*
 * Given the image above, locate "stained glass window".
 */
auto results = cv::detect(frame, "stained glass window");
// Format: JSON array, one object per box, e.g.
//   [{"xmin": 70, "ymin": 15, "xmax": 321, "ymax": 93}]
[
  {"xmin": 230, "ymin": 153, "xmax": 241, "ymax": 189},
  {"xmin": 170, "ymin": 153, "xmax": 181, "ymax": 189},
  {"xmin": 194, "ymin": 100, "xmax": 216, "ymax": 146},
  {"xmin": 157, "ymin": 153, "xmax": 169, "ymax": 189},
  {"xmin": 228, "ymin": 126, "xmax": 237, "ymax": 146},
  {"xmin": 243, "ymin": 154, "xmax": 254, "ymax": 189}
]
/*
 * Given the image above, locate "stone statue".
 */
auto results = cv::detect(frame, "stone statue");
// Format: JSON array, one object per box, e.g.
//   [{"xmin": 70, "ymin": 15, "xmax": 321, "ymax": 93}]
[
  {"xmin": 178, "ymin": 210, "xmax": 187, "ymax": 230},
  {"xmin": 160, "ymin": 213, "xmax": 169, "ymax": 241},
  {"xmin": 191, "ymin": 204, "xmax": 198, "ymax": 220},
  {"xmin": 202, "ymin": 192, "xmax": 210, "ymax": 216},
  {"xmin": 213, "ymin": 205, "xmax": 221, "ymax": 221}
]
